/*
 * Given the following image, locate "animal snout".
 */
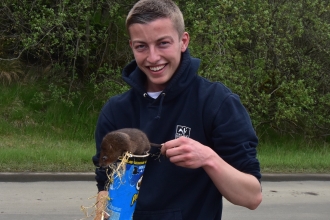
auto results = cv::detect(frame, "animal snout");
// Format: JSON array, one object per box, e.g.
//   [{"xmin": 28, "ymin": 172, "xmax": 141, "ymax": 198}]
[
  {"xmin": 99, "ymin": 155, "xmax": 110, "ymax": 168},
  {"xmin": 102, "ymin": 155, "xmax": 108, "ymax": 161}
]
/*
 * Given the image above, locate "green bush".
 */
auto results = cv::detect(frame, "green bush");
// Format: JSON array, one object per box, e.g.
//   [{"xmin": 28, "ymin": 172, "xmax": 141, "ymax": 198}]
[
  {"xmin": 0, "ymin": 0, "xmax": 135, "ymax": 79},
  {"xmin": 0, "ymin": 0, "xmax": 329, "ymax": 140},
  {"xmin": 179, "ymin": 0, "xmax": 330, "ymax": 139}
]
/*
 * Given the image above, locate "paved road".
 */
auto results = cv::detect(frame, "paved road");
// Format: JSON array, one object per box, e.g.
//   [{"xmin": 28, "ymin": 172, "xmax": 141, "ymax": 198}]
[
  {"xmin": 223, "ymin": 181, "xmax": 330, "ymax": 220},
  {"xmin": 0, "ymin": 181, "xmax": 329, "ymax": 220}
]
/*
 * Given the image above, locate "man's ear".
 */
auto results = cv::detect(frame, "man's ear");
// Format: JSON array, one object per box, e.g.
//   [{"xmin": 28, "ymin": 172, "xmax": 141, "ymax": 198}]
[
  {"xmin": 129, "ymin": 40, "xmax": 133, "ymax": 49},
  {"xmin": 181, "ymin": 32, "xmax": 190, "ymax": 52}
]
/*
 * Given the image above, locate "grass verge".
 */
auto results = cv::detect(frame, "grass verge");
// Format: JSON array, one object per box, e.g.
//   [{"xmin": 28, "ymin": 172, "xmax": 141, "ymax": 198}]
[
  {"xmin": 0, "ymin": 134, "xmax": 95, "ymax": 172},
  {"xmin": 1, "ymin": 133, "xmax": 329, "ymax": 173},
  {"xmin": 258, "ymin": 139, "xmax": 330, "ymax": 173},
  {"xmin": 0, "ymin": 83, "xmax": 329, "ymax": 173}
]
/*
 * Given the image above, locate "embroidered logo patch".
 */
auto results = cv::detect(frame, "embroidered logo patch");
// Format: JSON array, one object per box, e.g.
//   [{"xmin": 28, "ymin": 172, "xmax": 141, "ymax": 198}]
[{"xmin": 175, "ymin": 125, "xmax": 191, "ymax": 138}]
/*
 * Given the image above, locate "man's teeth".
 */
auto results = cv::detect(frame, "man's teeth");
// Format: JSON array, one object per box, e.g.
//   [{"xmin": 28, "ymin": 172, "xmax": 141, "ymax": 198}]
[{"xmin": 150, "ymin": 65, "xmax": 165, "ymax": 71}]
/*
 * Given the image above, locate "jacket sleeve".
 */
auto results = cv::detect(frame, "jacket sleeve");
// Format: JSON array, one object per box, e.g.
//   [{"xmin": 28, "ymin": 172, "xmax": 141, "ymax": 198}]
[
  {"xmin": 92, "ymin": 101, "xmax": 116, "ymax": 192},
  {"xmin": 211, "ymin": 93, "xmax": 261, "ymax": 181}
]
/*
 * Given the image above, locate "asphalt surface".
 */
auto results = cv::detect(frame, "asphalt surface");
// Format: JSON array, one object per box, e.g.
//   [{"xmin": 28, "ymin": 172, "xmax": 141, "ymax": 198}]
[{"xmin": 0, "ymin": 173, "xmax": 329, "ymax": 220}]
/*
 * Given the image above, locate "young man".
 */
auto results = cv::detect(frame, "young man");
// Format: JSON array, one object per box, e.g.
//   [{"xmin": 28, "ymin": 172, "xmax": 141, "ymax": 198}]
[{"xmin": 92, "ymin": 0, "xmax": 262, "ymax": 219}]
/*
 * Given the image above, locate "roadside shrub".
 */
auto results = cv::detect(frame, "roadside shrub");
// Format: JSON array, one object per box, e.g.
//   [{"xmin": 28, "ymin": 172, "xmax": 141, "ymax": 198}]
[
  {"xmin": 0, "ymin": 60, "xmax": 24, "ymax": 85},
  {"xmin": 0, "ymin": 0, "xmax": 329, "ymax": 140},
  {"xmin": 0, "ymin": 0, "xmax": 135, "ymax": 81},
  {"xmin": 179, "ymin": 0, "xmax": 330, "ymax": 139}
]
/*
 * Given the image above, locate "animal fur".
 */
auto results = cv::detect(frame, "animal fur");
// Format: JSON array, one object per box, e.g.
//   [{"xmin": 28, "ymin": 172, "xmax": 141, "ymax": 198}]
[{"xmin": 99, "ymin": 128, "xmax": 161, "ymax": 167}]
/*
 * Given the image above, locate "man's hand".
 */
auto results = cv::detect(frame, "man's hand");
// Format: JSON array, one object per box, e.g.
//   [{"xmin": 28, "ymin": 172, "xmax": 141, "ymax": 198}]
[
  {"xmin": 161, "ymin": 136, "xmax": 214, "ymax": 169},
  {"xmin": 161, "ymin": 136, "xmax": 262, "ymax": 209}
]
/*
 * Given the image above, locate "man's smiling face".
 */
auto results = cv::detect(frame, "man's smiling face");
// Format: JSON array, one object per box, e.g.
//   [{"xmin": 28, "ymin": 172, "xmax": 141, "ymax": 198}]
[{"xmin": 129, "ymin": 18, "xmax": 189, "ymax": 92}]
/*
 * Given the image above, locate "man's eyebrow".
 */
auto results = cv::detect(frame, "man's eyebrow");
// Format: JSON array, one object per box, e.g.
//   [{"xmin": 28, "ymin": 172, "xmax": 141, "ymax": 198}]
[
  {"xmin": 131, "ymin": 36, "xmax": 174, "ymax": 44},
  {"xmin": 131, "ymin": 40, "xmax": 145, "ymax": 44},
  {"xmin": 157, "ymin": 36, "xmax": 174, "ymax": 42}
]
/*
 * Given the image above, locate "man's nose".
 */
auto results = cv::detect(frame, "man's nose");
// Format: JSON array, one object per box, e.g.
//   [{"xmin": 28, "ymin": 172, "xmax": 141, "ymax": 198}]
[{"xmin": 147, "ymin": 47, "xmax": 160, "ymax": 63}]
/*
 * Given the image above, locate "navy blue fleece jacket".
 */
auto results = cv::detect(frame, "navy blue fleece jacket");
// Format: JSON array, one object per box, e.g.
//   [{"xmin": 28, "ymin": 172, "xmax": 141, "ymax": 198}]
[{"xmin": 92, "ymin": 49, "xmax": 261, "ymax": 219}]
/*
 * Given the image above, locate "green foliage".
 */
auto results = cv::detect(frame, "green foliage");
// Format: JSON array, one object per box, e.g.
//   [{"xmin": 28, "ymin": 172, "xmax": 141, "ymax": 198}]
[
  {"xmin": 0, "ymin": 0, "xmax": 135, "ymax": 80},
  {"xmin": 0, "ymin": 0, "xmax": 329, "ymax": 140},
  {"xmin": 178, "ymin": 0, "xmax": 330, "ymax": 139},
  {"xmin": 90, "ymin": 64, "xmax": 130, "ymax": 100},
  {"xmin": 0, "ymin": 84, "xmax": 99, "ymax": 141},
  {"xmin": 0, "ymin": 60, "xmax": 24, "ymax": 84}
]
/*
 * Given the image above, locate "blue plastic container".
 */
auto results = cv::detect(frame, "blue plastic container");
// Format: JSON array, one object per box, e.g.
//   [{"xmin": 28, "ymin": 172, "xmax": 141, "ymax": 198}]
[{"xmin": 107, "ymin": 153, "xmax": 149, "ymax": 220}]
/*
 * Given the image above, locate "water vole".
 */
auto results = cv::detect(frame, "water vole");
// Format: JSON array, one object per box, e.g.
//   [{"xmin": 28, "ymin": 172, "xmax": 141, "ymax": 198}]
[{"xmin": 99, "ymin": 128, "xmax": 162, "ymax": 167}]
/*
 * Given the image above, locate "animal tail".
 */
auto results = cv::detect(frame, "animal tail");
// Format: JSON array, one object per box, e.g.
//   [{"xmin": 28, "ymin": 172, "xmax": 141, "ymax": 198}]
[{"xmin": 150, "ymin": 143, "xmax": 163, "ymax": 148}]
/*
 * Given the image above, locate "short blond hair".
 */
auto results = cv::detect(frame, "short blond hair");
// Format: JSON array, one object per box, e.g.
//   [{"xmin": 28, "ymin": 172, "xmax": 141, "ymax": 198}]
[{"xmin": 126, "ymin": 0, "xmax": 185, "ymax": 37}]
